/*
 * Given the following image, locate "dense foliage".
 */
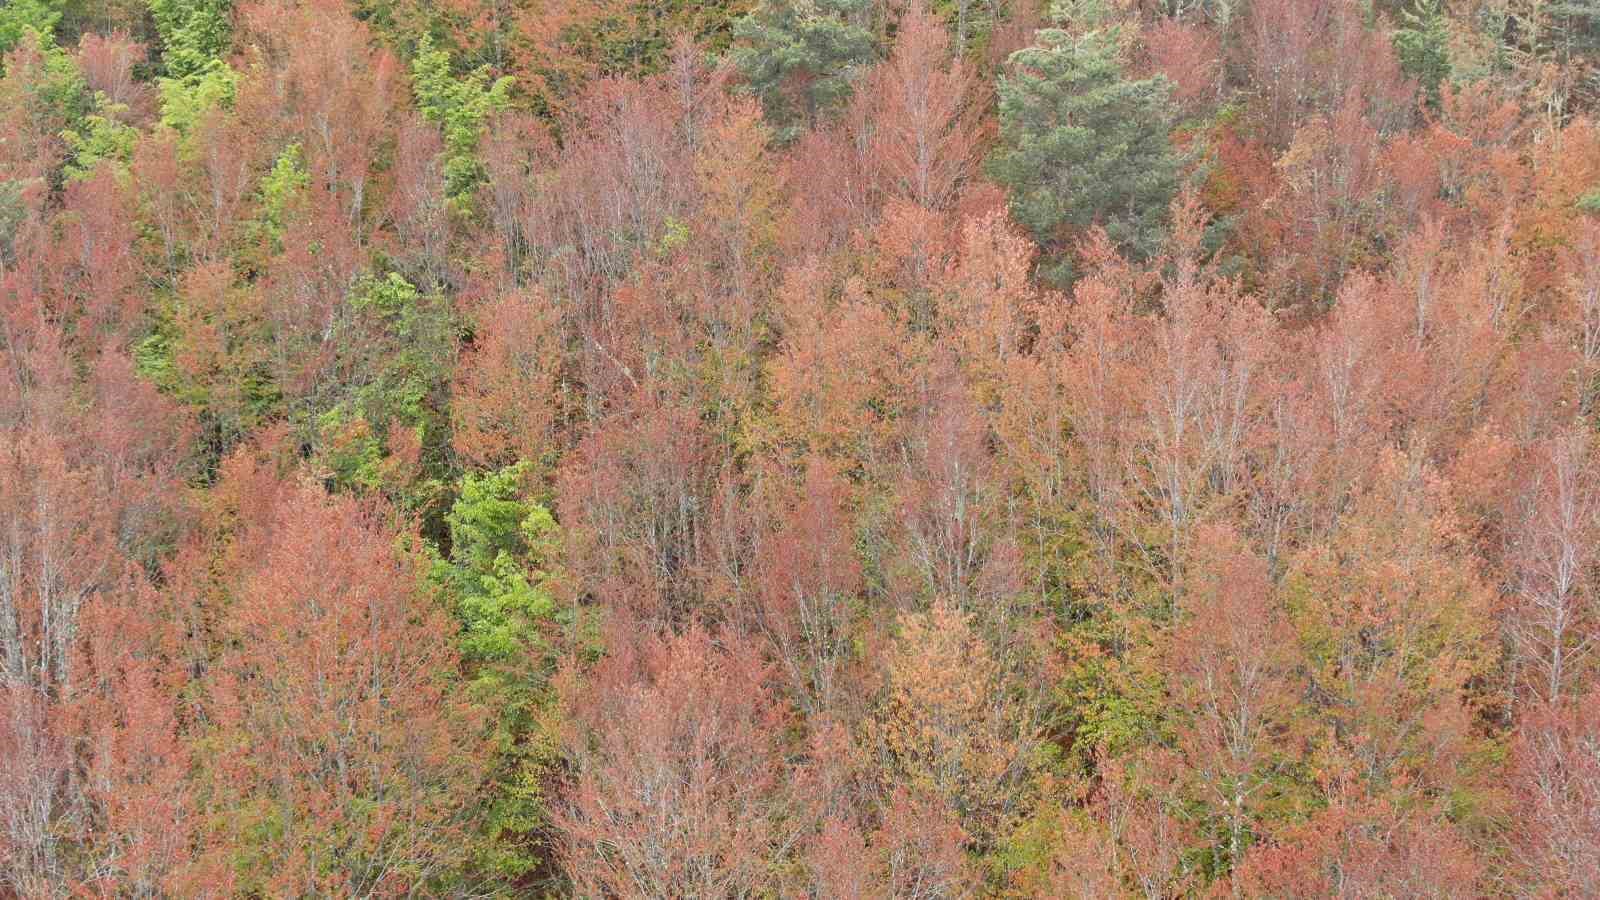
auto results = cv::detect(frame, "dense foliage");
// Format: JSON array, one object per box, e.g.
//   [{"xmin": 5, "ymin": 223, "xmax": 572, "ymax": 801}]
[{"xmin": 6, "ymin": 0, "xmax": 1600, "ymax": 895}]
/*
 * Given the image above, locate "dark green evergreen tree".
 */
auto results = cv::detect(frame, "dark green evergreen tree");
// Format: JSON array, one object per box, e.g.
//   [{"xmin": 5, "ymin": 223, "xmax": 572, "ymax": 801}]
[
  {"xmin": 1393, "ymin": 0, "xmax": 1452, "ymax": 106},
  {"xmin": 988, "ymin": 27, "xmax": 1180, "ymax": 280},
  {"xmin": 732, "ymin": 0, "xmax": 875, "ymax": 140}
]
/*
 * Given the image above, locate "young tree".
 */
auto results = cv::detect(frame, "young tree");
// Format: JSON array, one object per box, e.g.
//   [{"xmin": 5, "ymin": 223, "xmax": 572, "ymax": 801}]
[
  {"xmin": 410, "ymin": 34, "xmax": 514, "ymax": 208},
  {"xmin": 556, "ymin": 390, "xmax": 713, "ymax": 625},
  {"xmin": 1284, "ymin": 452, "xmax": 1498, "ymax": 819},
  {"xmin": 1235, "ymin": 796, "xmax": 1483, "ymax": 898},
  {"xmin": 1506, "ymin": 430, "xmax": 1600, "ymax": 706},
  {"xmin": 1509, "ymin": 693, "xmax": 1600, "ymax": 896},
  {"xmin": 862, "ymin": 1, "xmax": 982, "ymax": 213},
  {"xmin": 1167, "ymin": 526, "xmax": 1298, "ymax": 884},
  {"xmin": 451, "ymin": 287, "xmax": 564, "ymax": 471},
  {"xmin": 148, "ymin": 0, "xmax": 231, "ymax": 81},
  {"xmin": 746, "ymin": 455, "xmax": 863, "ymax": 717}
]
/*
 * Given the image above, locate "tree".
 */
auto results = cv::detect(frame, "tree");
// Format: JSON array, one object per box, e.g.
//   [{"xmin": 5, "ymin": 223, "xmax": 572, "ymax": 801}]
[
  {"xmin": 0, "ymin": 270, "xmax": 192, "ymax": 895},
  {"xmin": 556, "ymin": 390, "xmax": 713, "ymax": 625},
  {"xmin": 0, "ymin": 430, "xmax": 174, "ymax": 895},
  {"xmin": 1506, "ymin": 430, "xmax": 1600, "ymax": 706},
  {"xmin": 193, "ymin": 473, "xmax": 488, "ymax": 895},
  {"xmin": 867, "ymin": 601, "xmax": 1042, "ymax": 851},
  {"xmin": 989, "ymin": 27, "xmax": 1180, "ymax": 278},
  {"xmin": 1239, "ymin": 0, "xmax": 1413, "ymax": 147},
  {"xmin": 1392, "ymin": 0, "xmax": 1452, "ymax": 106},
  {"xmin": 554, "ymin": 624, "xmax": 792, "ymax": 897},
  {"xmin": 1235, "ymin": 796, "xmax": 1483, "ymax": 898},
  {"xmin": 871, "ymin": 788, "xmax": 979, "ymax": 898},
  {"xmin": 451, "ymin": 287, "xmax": 563, "ymax": 471},
  {"xmin": 862, "ymin": 1, "xmax": 982, "ymax": 213},
  {"xmin": 147, "ymin": 0, "xmax": 230, "ymax": 80},
  {"xmin": 74, "ymin": 30, "xmax": 152, "ymax": 119},
  {"xmin": 1139, "ymin": 17, "xmax": 1221, "ymax": 116},
  {"xmin": 0, "ymin": 29, "xmax": 88, "ymax": 186},
  {"xmin": 692, "ymin": 95, "xmax": 783, "ymax": 337},
  {"xmin": 1509, "ymin": 694, "xmax": 1600, "ymax": 895},
  {"xmin": 1167, "ymin": 526, "xmax": 1298, "ymax": 885},
  {"xmin": 236, "ymin": 0, "xmax": 401, "ymax": 240},
  {"xmin": 1283, "ymin": 452, "xmax": 1498, "ymax": 821},
  {"xmin": 892, "ymin": 367, "xmax": 1021, "ymax": 615},
  {"xmin": 410, "ymin": 34, "xmax": 514, "ymax": 208},
  {"xmin": 746, "ymin": 454, "xmax": 862, "ymax": 716},
  {"xmin": 432, "ymin": 461, "xmax": 568, "ymax": 882},
  {"xmin": 0, "ymin": 0, "xmax": 63, "ymax": 55},
  {"xmin": 732, "ymin": 0, "xmax": 876, "ymax": 140}
]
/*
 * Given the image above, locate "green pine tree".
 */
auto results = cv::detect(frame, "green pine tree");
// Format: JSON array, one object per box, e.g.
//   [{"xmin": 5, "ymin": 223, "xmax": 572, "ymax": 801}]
[
  {"xmin": 1393, "ymin": 0, "xmax": 1452, "ymax": 106},
  {"xmin": 988, "ymin": 28, "xmax": 1180, "ymax": 281},
  {"xmin": 430, "ymin": 462, "xmax": 568, "ymax": 882},
  {"xmin": 732, "ymin": 0, "xmax": 875, "ymax": 141},
  {"xmin": 148, "ymin": 0, "xmax": 231, "ymax": 80}
]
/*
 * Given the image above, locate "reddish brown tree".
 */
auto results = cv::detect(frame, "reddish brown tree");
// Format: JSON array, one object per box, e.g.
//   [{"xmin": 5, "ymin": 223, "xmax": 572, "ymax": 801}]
[
  {"xmin": 0, "ymin": 316, "xmax": 191, "ymax": 895},
  {"xmin": 193, "ymin": 470, "xmax": 487, "ymax": 896},
  {"xmin": 1284, "ymin": 452, "xmax": 1497, "ymax": 816},
  {"xmin": 892, "ymin": 363, "xmax": 1021, "ymax": 616},
  {"xmin": 451, "ymin": 286, "xmax": 564, "ymax": 471},
  {"xmin": 866, "ymin": 601, "xmax": 1042, "ymax": 850},
  {"xmin": 237, "ymin": 0, "xmax": 401, "ymax": 239},
  {"xmin": 746, "ymin": 455, "xmax": 863, "ymax": 717},
  {"xmin": 554, "ymin": 623, "xmax": 791, "ymax": 897},
  {"xmin": 861, "ymin": 1, "xmax": 982, "ymax": 214},
  {"xmin": 1509, "ymin": 694, "xmax": 1600, "ymax": 895},
  {"xmin": 1238, "ymin": 0, "xmax": 1414, "ymax": 147},
  {"xmin": 1167, "ymin": 526, "xmax": 1297, "ymax": 879},
  {"xmin": 75, "ymin": 31, "xmax": 154, "ymax": 122},
  {"xmin": 1139, "ymin": 18, "xmax": 1221, "ymax": 116},
  {"xmin": 1505, "ymin": 431, "xmax": 1600, "ymax": 706},
  {"xmin": 557, "ymin": 389, "xmax": 713, "ymax": 625},
  {"xmin": 1235, "ymin": 797, "xmax": 1483, "ymax": 898}
]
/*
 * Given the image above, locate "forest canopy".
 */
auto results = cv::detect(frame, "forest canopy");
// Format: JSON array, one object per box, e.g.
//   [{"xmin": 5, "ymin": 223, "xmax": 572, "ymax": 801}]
[{"xmin": 5, "ymin": 0, "xmax": 1600, "ymax": 895}]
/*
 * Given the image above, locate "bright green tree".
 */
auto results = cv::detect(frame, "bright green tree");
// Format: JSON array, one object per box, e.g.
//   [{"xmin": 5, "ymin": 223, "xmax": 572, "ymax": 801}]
[
  {"xmin": 62, "ymin": 103, "xmax": 140, "ymax": 180},
  {"xmin": 147, "ymin": 0, "xmax": 230, "ymax": 79},
  {"xmin": 410, "ymin": 35, "xmax": 514, "ymax": 211},
  {"xmin": 988, "ymin": 28, "xmax": 1180, "ymax": 279},
  {"xmin": 0, "ymin": 0, "xmax": 63, "ymax": 55},
  {"xmin": 314, "ymin": 272, "xmax": 457, "ymax": 500},
  {"xmin": 148, "ymin": 0, "xmax": 236, "ymax": 132},
  {"xmin": 254, "ymin": 142, "xmax": 309, "ymax": 250},
  {"xmin": 431, "ymin": 462, "xmax": 569, "ymax": 881}
]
